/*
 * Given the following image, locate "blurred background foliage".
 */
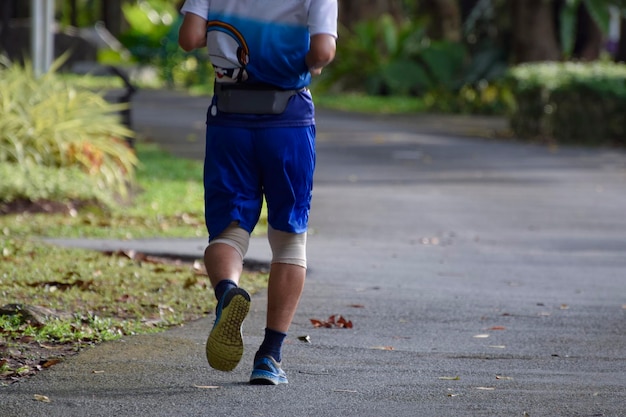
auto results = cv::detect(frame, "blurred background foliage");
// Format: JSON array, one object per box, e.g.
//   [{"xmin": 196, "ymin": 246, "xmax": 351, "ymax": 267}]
[
  {"xmin": 0, "ymin": 0, "xmax": 625, "ymax": 160},
  {"xmin": 0, "ymin": 55, "xmax": 137, "ymax": 208}
]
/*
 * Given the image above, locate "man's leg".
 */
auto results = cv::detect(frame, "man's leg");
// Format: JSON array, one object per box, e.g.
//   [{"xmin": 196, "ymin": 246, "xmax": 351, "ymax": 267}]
[
  {"xmin": 204, "ymin": 225, "xmax": 252, "ymax": 372},
  {"xmin": 266, "ymin": 263, "xmax": 306, "ymax": 333},
  {"xmin": 250, "ymin": 229, "xmax": 306, "ymax": 385},
  {"xmin": 204, "ymin": 242, "xmax": 243, "ymax": 290},
  {"xmin": 251, "ymin": 125, "xmax": 314, "ymax": 384}
]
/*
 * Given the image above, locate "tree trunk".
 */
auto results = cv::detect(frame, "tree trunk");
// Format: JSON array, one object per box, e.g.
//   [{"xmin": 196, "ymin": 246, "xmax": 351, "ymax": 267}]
[
  {"xmin": 419, "ymin": 0, "xmax": 462, "ymax": 41},
  {"xmin": 339, "ymin": 0, "xmax": 403, "ymax": 29},
  {"xmin": 69, "ymin": 0, "xmax": 78, "ymax": 27},
  {"xmin": 0, "ymin": 0, "xmax": 13, "ymax": 52},
  {"xmin": 511, "ymin": 0, "xmax": 561, "ymax": 63},
  {"xmin": 101, "ymin": 0, "xmax": 126, "ymax": 37},
  {"xmin": 617, "ymin": 17, "xmax": 626, "ymax": 62}
]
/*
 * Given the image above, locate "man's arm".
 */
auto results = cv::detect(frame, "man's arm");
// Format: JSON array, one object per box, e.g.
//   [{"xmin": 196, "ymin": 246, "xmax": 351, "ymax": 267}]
[
  {"xmin": 178, "ymin": 12, "xmax": 207, "ymax": 51},
  {"xmin": 306, "ymin": 34, "xmax": 336, "ymax": 76}
]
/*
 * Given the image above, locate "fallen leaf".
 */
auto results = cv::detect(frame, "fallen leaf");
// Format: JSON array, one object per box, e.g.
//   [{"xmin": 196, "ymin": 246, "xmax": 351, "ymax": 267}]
[
  {"xmin": 438, "ymin": 376, "xmax": 460, "ymax": 380},
  {"xmin": 33, "ymin": 394, "xmax": 51, "ymax": 403},
  {"xmin": 194, "ymin": 385, "xmax": 220, "ymax": 389},
  {"xmin": 297, "ymin": 335, "xmax": 311, "ymax": 343},
  {"xmin": 40, "ymin": 344, "xmax": 65, "ymax": 351},
  {"xmin": 348, "ymin": 304, "xmax": 365, "ymax": 308},
  {"xmin": 371, "ymin": 346, "xmax": 394, "ymax": 351},
  {"xmin": 488, "ymin": 326, "xmax": 506, "ymax": 331},
  {"xmin": 310, "ymin": 319, "xmax": 331, "ymax": 328},
  {"xmin": 41, "ymin": 358, "xmax": 62, "ymax": 368},
  {"xmin": 92, "ymin": 370, "xmax": 105, "ymax": 374},
  {"xmin": 335, "ymin": 315, "xmax": 353, "ymax": 328},
  {"xmin": 495, "ymin": 375, "xmax": 513, "ymax": 380},
  {"xmin": 310, "ymin": 315, "xmax": 353, "ymax": 329},
  {"xmin": 560, "ymin": 304, "xmax": 569, "ymax": 310},
  {"xmin": 447, "ymin": 393, "xmax": 459, "ymax": 397}
]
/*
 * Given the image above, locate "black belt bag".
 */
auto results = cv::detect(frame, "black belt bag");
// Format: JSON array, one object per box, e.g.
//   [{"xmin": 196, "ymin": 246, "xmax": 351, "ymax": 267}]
[{"xmin": 214, "ymin": 83, "xmax": 304, "ymax": 115}]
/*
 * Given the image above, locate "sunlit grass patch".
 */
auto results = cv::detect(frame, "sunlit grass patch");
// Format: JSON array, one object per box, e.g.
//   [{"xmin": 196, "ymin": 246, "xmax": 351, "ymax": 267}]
[{"xmin": 0, "ymin": 236, "xmax": 268, "ymax": 380}]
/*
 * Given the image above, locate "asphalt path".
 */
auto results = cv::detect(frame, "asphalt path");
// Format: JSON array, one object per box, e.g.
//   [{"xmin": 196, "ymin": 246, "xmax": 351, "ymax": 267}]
[{"xmin": 2, "ymin": 90, "xmax": 626, "ymax": 417}]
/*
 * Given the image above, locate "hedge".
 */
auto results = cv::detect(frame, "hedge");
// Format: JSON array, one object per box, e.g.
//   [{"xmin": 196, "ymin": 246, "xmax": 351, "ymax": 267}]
[{"xmin": 507, "ymin": 61, "xmax": 626, "ymax": 146}]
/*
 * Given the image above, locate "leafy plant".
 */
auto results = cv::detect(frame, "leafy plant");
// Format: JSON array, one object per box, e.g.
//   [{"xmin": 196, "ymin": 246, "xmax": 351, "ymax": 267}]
[
  {"xmin": 319, "ymin": 13, "xmax": 507, "ymax": 105},
  {"xmin": 0, "ymin": 58, "xmax": 137, "ymax": 201},
  {"xmin": 119, "ymin": 0, "xmax": 213, "ymax": 87},
  {"xmin": 0, "ymin": 163, "xmax": 114, "ymax": 209},
  {"xmin": 319, "ymin": 14, "xmax": 447, "ymax": 95},
  {"xmin": 119, "ymin": 0, "xmax": 175, "ymax": 63}
]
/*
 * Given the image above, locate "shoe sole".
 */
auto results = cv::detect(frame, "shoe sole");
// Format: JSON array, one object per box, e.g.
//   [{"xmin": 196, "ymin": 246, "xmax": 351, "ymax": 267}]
[
  {"xmin": 206, "ymin": 288, "xmax": 251, "ymax": 371},
  {"xmin": 249, "ymin": 356, "xmax": 288, "ymax": 385},
  {"xmin": 250, "ymin": 373, "xmax": 288, "ymax": 385}
]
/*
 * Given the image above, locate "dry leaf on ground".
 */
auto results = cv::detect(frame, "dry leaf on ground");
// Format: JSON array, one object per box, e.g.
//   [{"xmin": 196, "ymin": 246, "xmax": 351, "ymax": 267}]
[{"xmin": 310, "ymin": 315, "xmax": 353, "ymax": 329}]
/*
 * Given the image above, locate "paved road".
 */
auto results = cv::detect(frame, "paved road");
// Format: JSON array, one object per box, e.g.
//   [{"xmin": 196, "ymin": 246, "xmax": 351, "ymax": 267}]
[{"xmin": 2, "ymin": 90, "xmax": 626, "ymax": 417}]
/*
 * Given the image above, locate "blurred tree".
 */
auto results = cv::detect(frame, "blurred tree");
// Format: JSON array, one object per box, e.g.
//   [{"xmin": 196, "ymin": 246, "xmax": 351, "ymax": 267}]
[
  {"xmin": 618, "ymin": 16, "xmax": 626, "ymax": 61},
  {"xmin": 101, "ymin": 0, "xmax": 127, "ymax": 36},
  {"xmin": 418, "ymin": 0, "xmax": 462, "ymax": 41},
  {"xmin": 0, "ymin": 1, "xmax": 13, "ymax": 51},
  {"xmin": 510, "ymin": 0, "xmax": 561, "ymax": 63}
]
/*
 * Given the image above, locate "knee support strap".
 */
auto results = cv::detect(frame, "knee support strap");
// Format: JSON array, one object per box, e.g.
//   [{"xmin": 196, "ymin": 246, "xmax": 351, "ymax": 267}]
[
  {"xmin": 209, "ymin": 222, "xmax": 250, "ymax": 260},
  {"xmin": 268, "ymin": 225, "xmax": 307, "ymax": 268}
]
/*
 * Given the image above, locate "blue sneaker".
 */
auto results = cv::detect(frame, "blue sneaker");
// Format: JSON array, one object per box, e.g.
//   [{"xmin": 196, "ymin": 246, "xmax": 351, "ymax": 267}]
[
  {"xmin": 206, "ymin": 287, "xmax": 251, "ymax": 372},
  {"xmin": 249, "ymin": 355, "xmax": 288, "ymax": 385}
]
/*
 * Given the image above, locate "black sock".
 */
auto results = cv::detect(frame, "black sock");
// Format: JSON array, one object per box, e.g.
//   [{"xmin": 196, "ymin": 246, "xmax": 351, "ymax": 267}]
[
  {"xmin": 214, "ymin": 279, "xmax": 238, "ymax": 304},
  {"xmin": 256, "ymin": 327, "xmax": 287, "ymax": 363}
]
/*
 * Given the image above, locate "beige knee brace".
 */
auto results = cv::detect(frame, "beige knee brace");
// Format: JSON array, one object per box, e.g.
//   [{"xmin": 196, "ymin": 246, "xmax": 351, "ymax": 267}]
[
  {"xmin": 268, "ymin": 225, "xmax": 307, "ymax": 268},
  {"xmin": 209, "ymin": 222, "xmax": 250, "ymax": 260}
]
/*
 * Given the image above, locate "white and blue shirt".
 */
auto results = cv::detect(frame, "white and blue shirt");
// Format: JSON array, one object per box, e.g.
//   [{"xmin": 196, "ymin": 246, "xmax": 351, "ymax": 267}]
[{"xmin": 181, "ymin": 0, "xmax": 338, "ymax": 127}]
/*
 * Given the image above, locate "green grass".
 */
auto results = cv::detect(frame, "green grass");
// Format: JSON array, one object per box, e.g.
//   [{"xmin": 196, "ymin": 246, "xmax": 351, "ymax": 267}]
[
  {"xmin": 0, "ymin": 237, "xmax": 267, "ymax": 333},
  {"xmin": 2, "ymin": 142, "xmax": 205, "ymax": 239}
]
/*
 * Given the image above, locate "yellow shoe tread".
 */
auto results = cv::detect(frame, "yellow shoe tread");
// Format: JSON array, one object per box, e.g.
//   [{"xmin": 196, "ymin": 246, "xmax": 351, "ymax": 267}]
[{"xmin": 206, "ymin": 293, "xmax": 250, "ymax": 371}]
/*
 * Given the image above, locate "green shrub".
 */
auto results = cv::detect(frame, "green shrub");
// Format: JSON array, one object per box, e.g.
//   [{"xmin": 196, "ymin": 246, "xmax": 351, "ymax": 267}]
[
  {"xmin": 422, "ymin": 80, "xmax": 512, "ymax": 115},
  {"xmin": 118, "ymin": 0, "xmax": 213, "ymax": 88},
  {"xmin": 318, "ymin": 14, "xmax": 466, "ymax": 96},
  {"xmin": 0, "ymin": 59, "xmax": 138, "ymax": 204},
  {"xmin": 507, "ymin": 61, "xmax": 626, "ymax": 145},
  {"xmin": 0, "ymin": 163, "xmax": 113, "ymax": 209},
  {"xmin": 315, "ymin": 14, "xmax": 510, "ymax": 115}
]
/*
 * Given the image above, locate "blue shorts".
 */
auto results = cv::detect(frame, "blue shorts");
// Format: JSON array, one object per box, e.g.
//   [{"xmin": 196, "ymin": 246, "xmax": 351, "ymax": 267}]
[{"xmin": 204, "ymin": 124, "xmax": 316, "ymax": 240}]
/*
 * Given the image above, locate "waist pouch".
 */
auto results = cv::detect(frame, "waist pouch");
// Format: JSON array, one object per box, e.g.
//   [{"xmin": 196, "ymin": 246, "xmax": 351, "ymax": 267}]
[{"xmin": 214, "ymin": 83, "xmax": 304, "ymax": 115}]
